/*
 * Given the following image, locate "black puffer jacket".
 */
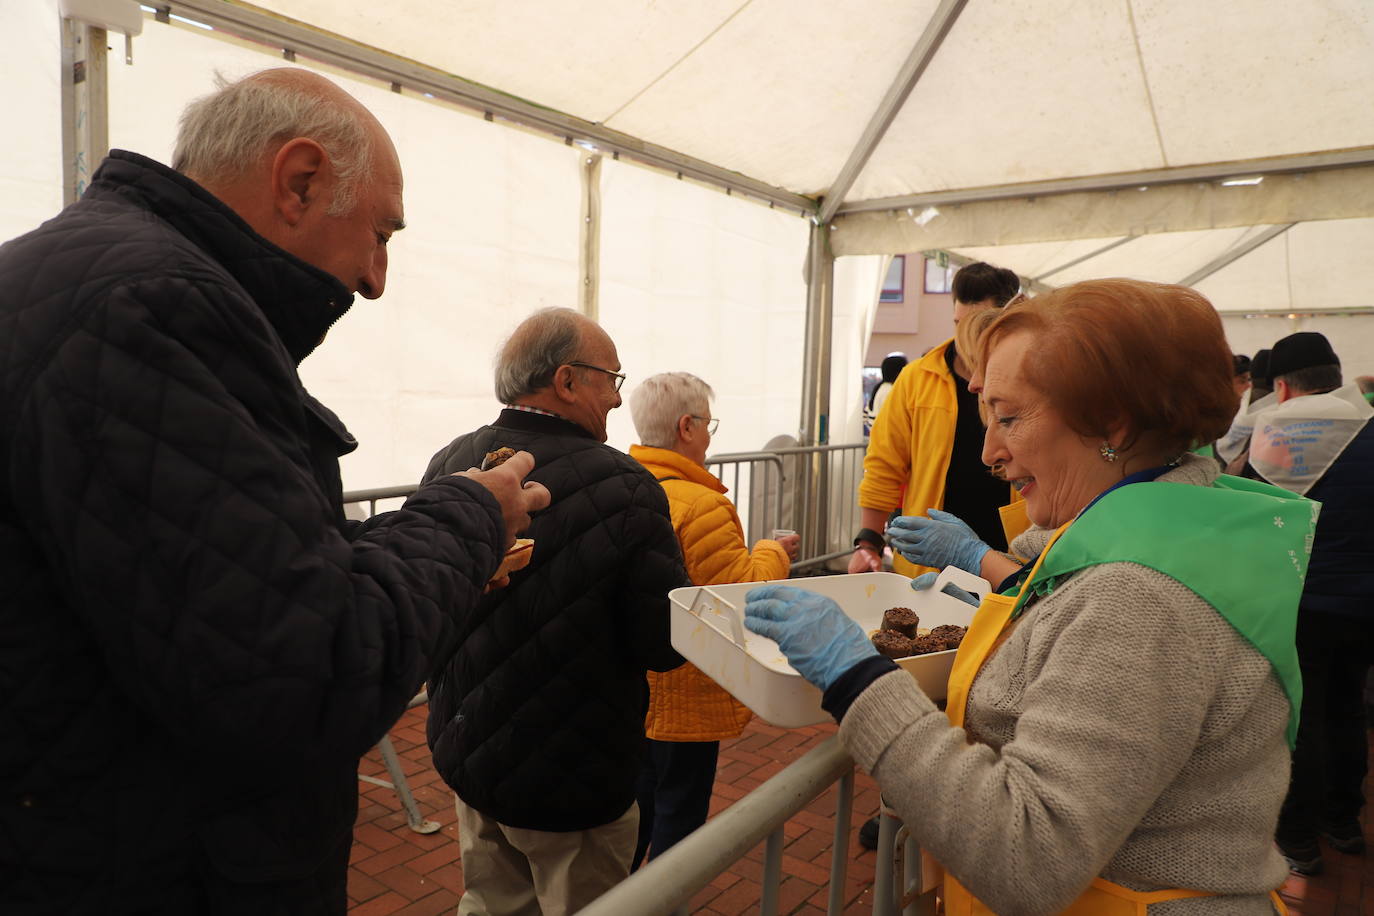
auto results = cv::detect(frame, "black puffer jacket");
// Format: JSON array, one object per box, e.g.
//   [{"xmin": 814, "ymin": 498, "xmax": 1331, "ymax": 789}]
[
  {"xmin": 0, "ymin": 152, "xmax": 505, "ymax": 914},
  {"xmin": 1299, "ymin": 417, "xmax": 1374, "ymax": 616},
  {"xmin": 424, "ymin": 409, "xmax": 688, "ymax": 831}
]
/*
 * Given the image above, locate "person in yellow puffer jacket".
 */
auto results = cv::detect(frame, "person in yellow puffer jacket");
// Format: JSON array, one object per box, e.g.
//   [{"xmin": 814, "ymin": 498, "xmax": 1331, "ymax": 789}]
[
  {"xmin": 852, "ymin": 262, "xmax": 1026, "ymax": 580},
  {"xmin": 627, "ymin": 372, "xmax": 798, "ymax": 868}
]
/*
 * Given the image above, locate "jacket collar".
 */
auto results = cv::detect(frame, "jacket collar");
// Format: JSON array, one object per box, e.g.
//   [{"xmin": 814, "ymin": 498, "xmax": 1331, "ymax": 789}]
[
  {"xmin": 495, "ymin": 406, "xmax": 597, "ymax": 440},
  {"xmin": 914, "ymin": 337, "xmax": 955, "ymax": 377},
  {"xmin": 628, "ymin": 445, "xmax": 726, "ymax": 494},
  {"xmin": 89, "ymin": 150, "xmax": 353, "ymax": 365}
]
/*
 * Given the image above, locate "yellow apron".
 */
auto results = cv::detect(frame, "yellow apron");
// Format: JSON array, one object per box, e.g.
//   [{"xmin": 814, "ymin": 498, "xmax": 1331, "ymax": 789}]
[{"xmin": 938, "ymin": 525, "xmax": 1288, "ymax": 916}]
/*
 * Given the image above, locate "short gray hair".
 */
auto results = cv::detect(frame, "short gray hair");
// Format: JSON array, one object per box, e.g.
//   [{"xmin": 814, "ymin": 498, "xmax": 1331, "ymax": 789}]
[
  {"xmin": 173, "ymin": 71, "xmax": 373, "ymax": 216},
  {"xmin": 494, "ymin": 307, "xmax": 586, "ymax": 404},
  {"xmin": 1275, "ymin": 363, "xmax": 1342, "ymax": 395},
  {"xmin": 630, "ymin": 372, "xmax": 714, "ymax": 448}
]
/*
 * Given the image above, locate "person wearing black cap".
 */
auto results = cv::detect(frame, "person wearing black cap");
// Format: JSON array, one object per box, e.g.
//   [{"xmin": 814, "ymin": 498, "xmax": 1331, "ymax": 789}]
[{"xmin": 1241, "ymin": 331, "xmax": 1374, "ymax": 875}]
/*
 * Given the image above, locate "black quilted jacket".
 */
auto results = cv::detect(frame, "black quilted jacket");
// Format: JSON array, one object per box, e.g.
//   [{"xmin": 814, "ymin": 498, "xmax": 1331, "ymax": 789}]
[
  {"xmin": 0, "ymin": 152, "xmax": 506, "ymax": 914},
  {"xmin": 423, "ymin": 409, "xmax": 688, "ymax": 831}
]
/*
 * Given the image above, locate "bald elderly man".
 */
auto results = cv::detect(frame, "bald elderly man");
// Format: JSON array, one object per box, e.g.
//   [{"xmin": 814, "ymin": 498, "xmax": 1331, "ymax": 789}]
[
  {"xmin": 423, "ymin": 308, "xmax": 688, "ymax": 916},
  {"xmin": 0, "ymin": 69, "xmax": 548, "ymax": 913}
]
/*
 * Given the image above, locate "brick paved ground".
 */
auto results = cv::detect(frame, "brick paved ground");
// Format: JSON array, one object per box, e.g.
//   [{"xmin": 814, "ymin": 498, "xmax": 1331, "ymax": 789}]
[{"xmin": 350, "ymin": 707, "xmax": 1371, "ymax": 914}]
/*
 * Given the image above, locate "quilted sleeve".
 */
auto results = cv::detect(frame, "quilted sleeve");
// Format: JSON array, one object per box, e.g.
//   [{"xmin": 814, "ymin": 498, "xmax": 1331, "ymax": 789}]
[
  {"xmin": 678, "ymin": 489, "xmax": 788, "ymax": 586},
  {"xmin": 617, "ymin": 470, "xmax": 689, "ymax": 673},
  {"xmin": 10, "ymin": 276, "xmax": 503, "ymax": 769}
]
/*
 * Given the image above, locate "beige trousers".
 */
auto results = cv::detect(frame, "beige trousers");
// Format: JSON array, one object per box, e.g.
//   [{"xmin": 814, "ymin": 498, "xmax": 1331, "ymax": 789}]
[{"xmin": 454, "ymin": 797, "xmax": 639, "ymax": 916}]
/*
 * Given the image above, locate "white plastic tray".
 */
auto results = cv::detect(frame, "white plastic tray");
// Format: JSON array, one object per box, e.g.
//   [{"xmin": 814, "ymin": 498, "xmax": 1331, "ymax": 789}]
[{"xmin": 668, "ymin": 567, "xmax": 989, "ymax": 727}]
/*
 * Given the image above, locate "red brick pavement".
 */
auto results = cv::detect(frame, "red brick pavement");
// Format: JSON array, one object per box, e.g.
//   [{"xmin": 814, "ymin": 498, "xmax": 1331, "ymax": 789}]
[{"xmin": 351, "ymin": 708, "xmax": 1371, "ymax": 914}]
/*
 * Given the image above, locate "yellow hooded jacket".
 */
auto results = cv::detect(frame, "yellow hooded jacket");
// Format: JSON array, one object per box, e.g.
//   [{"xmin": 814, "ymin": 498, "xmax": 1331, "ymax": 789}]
[
  {"xmin": 860, "ymin": 339, "xmax": 1026, "ymax": 577},
  {"xmin": 630, "ymin": 445, "xmax": 790, "ymax": 741}
]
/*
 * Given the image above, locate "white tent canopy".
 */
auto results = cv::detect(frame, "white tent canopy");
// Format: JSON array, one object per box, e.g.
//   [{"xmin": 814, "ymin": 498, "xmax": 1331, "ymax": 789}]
[{"xmin": 6, "ymin": 0, "xmax": 1374, "ymax": 490}]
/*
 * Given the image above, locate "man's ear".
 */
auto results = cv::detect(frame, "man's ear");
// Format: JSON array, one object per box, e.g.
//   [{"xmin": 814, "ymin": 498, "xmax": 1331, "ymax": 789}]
[
  {"xmin": 677, "ymin": 414, "xmax": 695, "ymax": 442},
  {"xmin": 272, "ymin": 138, "xmax": 329, "ymax": 227},
  {"xmin": 552, "ymin": 365, "xmax": 578, "ymax": 404}
]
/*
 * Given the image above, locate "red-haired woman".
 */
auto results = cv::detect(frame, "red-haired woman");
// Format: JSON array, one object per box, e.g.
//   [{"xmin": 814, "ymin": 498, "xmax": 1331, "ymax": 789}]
[{"xmin": 747, "ymin": 280, "xmax": 1314, "ymax": 914}]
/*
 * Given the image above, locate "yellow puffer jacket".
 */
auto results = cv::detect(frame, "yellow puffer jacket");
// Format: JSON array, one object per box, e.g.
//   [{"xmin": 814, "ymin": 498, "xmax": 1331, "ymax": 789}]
[
  {"xmin": 630, "ymin": 445, "xmax": 790, "ymax": 742},
  {"xmin": 860, "ymin": 339, "xmax": 1025, "ymax": 577}
]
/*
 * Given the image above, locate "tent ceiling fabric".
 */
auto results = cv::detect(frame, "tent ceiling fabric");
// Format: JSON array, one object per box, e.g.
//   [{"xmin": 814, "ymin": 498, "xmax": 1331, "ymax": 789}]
[
  {"xmin": 249, "ymin": 0, "xmax": 943, "ymax": 197},
  {"xmin": 850, "ymin": 0, "xmax": 1374, "ymax": 202},
  {"xmin": 250, "ymin": 0, "xmax": 1374, "ymax": 207},
  {"xmin": 239, "ymin": 0, "xmax": 1374, "ymax": 285}
]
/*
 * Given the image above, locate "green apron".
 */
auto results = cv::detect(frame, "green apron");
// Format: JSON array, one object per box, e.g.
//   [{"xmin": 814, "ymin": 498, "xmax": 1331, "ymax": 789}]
[{"xmin": 1010, "ymin": 474, "xmax": 1319, "ymax": 747}]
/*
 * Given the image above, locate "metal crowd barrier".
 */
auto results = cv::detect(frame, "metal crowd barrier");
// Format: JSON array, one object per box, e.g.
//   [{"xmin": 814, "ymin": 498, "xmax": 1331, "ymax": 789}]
[
  {"xmin": 343, "ymin": 440, "xmax": 925, "ymax": 913},
  {"xmin": 342, "ymin": 441, "xmax": 870, "ymax": 569},
  {"xmin": 704, "ymin": 442, "xmax": 866, "ymax": 572}
]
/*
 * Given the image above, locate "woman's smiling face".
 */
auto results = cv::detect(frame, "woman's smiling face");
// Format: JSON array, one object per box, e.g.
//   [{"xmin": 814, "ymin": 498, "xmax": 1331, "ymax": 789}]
[{"xmin": 978, "ymin": 330, "xmax": 1122, "ymax": 529}]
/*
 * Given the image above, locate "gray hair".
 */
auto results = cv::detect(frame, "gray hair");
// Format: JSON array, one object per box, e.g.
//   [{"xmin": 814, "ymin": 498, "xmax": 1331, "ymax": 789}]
[
  {"xmin": 630, "ymin": 372, "xmax": 714, "ymax": 448},
  {"xmin": 172, "ymin": 71, "xmax": 373, "ymax": 216},
  {"xmin": 494, "ymin": 307, "xmax": 587, "ymax": 404},
  {"xmin": 1275, "ymin": 363, "xmax": 1342, "ymax": 395}
]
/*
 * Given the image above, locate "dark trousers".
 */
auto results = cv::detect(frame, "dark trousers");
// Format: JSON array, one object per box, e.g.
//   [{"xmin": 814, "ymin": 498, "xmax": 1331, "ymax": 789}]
[
  {"xmin": 632, "ymin": 739, "xmax": 720, "ymax": 869},
  {"xmin": 1277, "ymin": 609, "xmax": 1374, "ymax": 846}
]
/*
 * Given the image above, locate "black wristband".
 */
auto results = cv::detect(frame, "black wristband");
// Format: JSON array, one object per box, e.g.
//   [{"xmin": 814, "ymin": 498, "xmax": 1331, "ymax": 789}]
[
  {"xmin": 822, "ymin": 655, "xmax": 900, "ymax": 722},
  {"xmin": 853, "ymin": 527, "xmax": 885, "ymax": 551}
]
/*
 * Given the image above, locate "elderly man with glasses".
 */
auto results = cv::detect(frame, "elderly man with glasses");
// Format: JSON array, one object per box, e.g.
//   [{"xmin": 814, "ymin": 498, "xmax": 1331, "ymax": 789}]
[{"xmin": 421, "ymin": 307, "xmax": 688, "ymax": 916}]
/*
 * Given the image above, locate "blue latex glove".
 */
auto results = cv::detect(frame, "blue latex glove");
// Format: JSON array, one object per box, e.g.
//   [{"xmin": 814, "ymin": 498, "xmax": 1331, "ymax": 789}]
[
  {"xmin": 744, "ymin": 584, "xmax": 878, "ymax": 691},
  {"xmin": 886, "ymin": 508, "xmax": 991, "ymax": 574},
  {"xmin": 909, "ymin": 571, "xmax": 980, "ymax": 606}
]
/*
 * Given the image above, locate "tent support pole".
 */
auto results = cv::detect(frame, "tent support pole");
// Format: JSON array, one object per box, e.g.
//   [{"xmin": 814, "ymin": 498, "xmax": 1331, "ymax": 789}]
[
  {"xmin": 798, "ymin": 222, "xmax": 835, "ymax": 553},
  {"xmin": 837, "ymin": 148, "xmax": 1374, "ymax": 215},
  {"xmin": 61, "ymin": 18, "xmax": 108, "ymax": 206},
  {"xmin": 1035, "ymin": 236, "xmax": 1138, "ymax": 282},
  {"xmin": 816, "ymin": 0, "xmax": 968, "ymax": 225},
  {"xmin": 579, "ymin": 153, "xmax": 603, "ymax": 320},
  {"xmin": 1176, "ymin": 223, "xmax": 1295, "ymax": 288}
]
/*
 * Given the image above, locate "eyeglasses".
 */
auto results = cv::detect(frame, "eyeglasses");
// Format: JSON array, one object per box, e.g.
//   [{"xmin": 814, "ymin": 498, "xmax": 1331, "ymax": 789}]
[
  {"xmin": 568, "ymin": 361, "xmax": 626, "ymax": 392},
  {"xmin": 690, "ymin": 415, "xmax": 719, "ymax": 435}
]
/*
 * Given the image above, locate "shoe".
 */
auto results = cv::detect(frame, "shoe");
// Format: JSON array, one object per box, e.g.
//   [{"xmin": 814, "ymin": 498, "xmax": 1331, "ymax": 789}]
[
  {"xmin": 1320, "ymin": 819, "xmax": 1366, "ymax": 854},
  {"xmin": 1278, "ymin": 839, "xmax": 1324, "ymax": 876},
  {"xmin": 858, "ymin": 815, "xmax": 880, "ymax": 851}
]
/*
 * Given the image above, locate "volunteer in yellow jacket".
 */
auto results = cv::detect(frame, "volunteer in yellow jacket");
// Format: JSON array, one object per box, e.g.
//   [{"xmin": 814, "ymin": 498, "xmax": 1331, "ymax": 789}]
[
  {"xmin": 628, "ymin": 372, "xmax": 796, "ymax": 867},
  {"xmin": 851, "ymin": 262, "xmax": 1024, "ymax": 578},
  {"xmin": 746, "ymin": 280, "xmax": 1312, "ymax": 915}
]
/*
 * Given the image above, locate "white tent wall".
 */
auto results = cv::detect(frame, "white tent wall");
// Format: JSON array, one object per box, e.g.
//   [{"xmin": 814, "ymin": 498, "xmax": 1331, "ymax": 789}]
[
  {"xmin": 597, "ymin": 158, "xmax": 811, "ymax": 456},
  {"xmin": 3, "ymin": 3, "xmax": 63, "ymax": 243},
  {"xmin": 832, "ymin": 255, "xmax": 888, "ymax": 445},
  {"xmin": 598, "ymin": 164, "xmax": 882, "ymax": 456}
]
